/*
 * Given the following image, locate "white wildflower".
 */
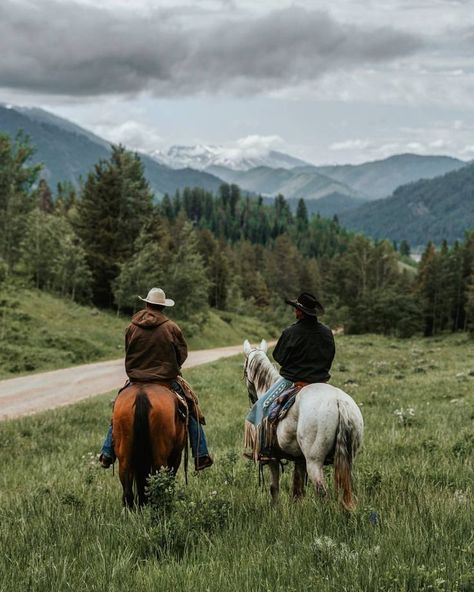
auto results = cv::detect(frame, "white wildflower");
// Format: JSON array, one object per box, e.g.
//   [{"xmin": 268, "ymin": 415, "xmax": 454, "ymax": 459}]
[{"xmin": 453, "ymin": 490, "xmax": 468, "ymax": 504}]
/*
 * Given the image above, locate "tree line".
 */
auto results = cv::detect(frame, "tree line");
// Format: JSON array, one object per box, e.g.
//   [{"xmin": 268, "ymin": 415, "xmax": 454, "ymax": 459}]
[{"xmin": 1, "ymin": 131, "xmax": 473, "ymax": 337}]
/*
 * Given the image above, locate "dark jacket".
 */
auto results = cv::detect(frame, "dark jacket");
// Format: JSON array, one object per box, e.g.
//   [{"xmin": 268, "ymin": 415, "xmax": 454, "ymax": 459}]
[
  {"xmin": 273, "ymin": 317, "xmax": 335, "ymax": 383},
  {"xmin": 125, "ymin": 309, "xmax": 188, "ymax": 382}
]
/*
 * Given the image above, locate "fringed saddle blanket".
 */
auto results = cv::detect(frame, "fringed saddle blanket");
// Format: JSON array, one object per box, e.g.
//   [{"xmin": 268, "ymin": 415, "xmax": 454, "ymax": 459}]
[{"xmin": 244, "ymin": 378, "xmax": 307, "ymax": 461}]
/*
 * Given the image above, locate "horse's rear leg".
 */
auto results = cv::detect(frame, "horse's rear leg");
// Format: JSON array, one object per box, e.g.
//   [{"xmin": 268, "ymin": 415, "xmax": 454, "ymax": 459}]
[
  {"xmin": 306, "ymin": 459, "xmax": 328, "ymax": 498},
  {"xmin": 292, "ymin": 461, "xmax": 306, "ymax": 500},
  {"xmin": 269, "ymin": 461, "xmax": 280, "ymax": 505},
  {"xmin": 119, "ymin": 465, "xmax": 134, "ymax": 508}
]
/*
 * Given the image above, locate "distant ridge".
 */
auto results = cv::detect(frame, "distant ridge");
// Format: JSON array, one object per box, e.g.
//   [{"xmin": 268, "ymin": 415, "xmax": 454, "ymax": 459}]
[
  {"xmin": 313, "ymin": 153, "xmax": 466, "ymax": 200},
  {"xmin": 339, "ymin": 163, "xmax": 474, "ymax": 245},
  {"xmin": 205, "ymin": 164, "xmax": 363, "ymax": 202}
]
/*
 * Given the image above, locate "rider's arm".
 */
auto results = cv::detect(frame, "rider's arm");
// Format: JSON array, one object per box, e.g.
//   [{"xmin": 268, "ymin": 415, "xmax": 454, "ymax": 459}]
[
  {"xmin": 173, "ymin": 324, "xmax": 188, "ymax": 367},
  {"xmin": 273, "ymin": 328, "xmax": 290, "ymax": 366}
]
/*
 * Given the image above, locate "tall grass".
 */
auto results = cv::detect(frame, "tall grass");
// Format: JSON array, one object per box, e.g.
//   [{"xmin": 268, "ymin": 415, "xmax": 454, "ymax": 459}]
[{"xmin": 0, "ymin": 334, "xmax": 473, "ymax": 591}]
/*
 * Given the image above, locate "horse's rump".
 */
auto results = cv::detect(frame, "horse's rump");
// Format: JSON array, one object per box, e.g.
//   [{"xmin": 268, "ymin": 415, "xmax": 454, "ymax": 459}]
[{"xmin": 113, "ymin": 383, "xmax": 187, "ymax": 506}]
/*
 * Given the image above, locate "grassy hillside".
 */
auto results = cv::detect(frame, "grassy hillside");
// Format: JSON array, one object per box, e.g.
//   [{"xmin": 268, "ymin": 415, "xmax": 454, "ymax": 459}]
[
  {"xmin": 340, "ymin": 162, "xmax": 474, "ymax": 246},
  {"xmin": 0, "ymin": 287, "xmax": 278, "ymax": 378},
  {"xmin": 0, "ymin": 334, "xmax": 472, "ymax": 591}
]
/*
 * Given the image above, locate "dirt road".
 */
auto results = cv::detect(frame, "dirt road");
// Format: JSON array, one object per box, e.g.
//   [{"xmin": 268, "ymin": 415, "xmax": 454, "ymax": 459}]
[{"xmin": 0, "ymin": 344, "xmax": 252, "ymax": 421}]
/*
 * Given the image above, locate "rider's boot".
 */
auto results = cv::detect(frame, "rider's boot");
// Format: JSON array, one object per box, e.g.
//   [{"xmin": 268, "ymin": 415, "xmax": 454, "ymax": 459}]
[{"xmin": 99, "ymin": 424, "xmax": 116, "ymax": 468}]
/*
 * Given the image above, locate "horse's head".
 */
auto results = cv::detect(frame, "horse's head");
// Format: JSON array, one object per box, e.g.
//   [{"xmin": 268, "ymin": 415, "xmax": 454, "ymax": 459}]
[{"xmin": 243, "ymin": 339, "xmax": 274, "ymax": 404}]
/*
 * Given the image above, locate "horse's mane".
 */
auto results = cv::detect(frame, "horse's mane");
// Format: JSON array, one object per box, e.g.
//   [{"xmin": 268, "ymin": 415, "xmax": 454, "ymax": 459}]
[{"xmin": 247, "ymin": 350, "xmax": 280, "ymax": 396}]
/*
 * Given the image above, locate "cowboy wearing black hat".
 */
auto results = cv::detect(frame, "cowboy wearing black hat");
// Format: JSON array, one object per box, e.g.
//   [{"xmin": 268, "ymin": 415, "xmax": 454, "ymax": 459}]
[{"xmin": 273, "ymin": 292, "xmax": 335, "ymax": 384}]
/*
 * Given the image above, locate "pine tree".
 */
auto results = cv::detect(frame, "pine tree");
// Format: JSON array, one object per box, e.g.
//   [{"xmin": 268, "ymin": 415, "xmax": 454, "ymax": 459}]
[
  {"xmin": 417, "ymin": 242, "xmax": 440, "ymax": 336},
  {"xmin": 400, "ymin": 240, "xmax": 411, "ymax": 257},
  {"xmin": 196, "ymin": 230, "xmax": 230, "ymax": 309},
  {"xmin": 75, "ymin": 145, "xmax": 153, "ymax": 307},
  {"xmin": 272, "ymin": 194, "xmax": 292, "ymax": 238},
  {"xmin": 55, "ymin": 181, "xmax": 77, "ymax": 216},
  {"xmin": 0, "ymin": 132, "xmax": 41, "ymax": 272},
  {"xmin": 160, "ymin": 193, "xmax": 174, "ymax": 220},
  {"xmin": 37, "ymin": 179, "xmax": 54, "ymax": 213},
  {"xmin": 462, "ymin": 232, "xmax": 474, "ymax": 331},
  {"xmin": 296, "ymin": 198, "xmax": 309, "ymax": 233}
]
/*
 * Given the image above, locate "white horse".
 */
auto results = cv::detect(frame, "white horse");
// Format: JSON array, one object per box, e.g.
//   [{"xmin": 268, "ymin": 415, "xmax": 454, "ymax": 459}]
[{"xmin": 243, "ymin": 339, "xmax": 364, "ymax": 510}]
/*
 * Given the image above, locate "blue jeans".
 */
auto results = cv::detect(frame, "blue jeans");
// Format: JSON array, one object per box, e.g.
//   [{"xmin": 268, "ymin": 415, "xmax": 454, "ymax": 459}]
[
  {"xmin": 101, "ymin": 423, "xmax": 115, "ymax": 460},
  {"xmin": 100, "ymin": 383, "xmax": 209, "ymax": 460}
]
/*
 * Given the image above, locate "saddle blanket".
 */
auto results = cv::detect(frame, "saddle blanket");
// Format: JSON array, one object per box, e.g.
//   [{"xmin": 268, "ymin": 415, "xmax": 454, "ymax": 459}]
[{"xmin": 244, "ymin": 378, "xmax": 306, "ymax": 461}]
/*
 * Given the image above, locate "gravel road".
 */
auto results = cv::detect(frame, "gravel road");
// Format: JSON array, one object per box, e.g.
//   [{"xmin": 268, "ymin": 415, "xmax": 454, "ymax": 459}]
[{"xmin": 0, "ymin": 344, "xmax": 251, "ymax": 420}]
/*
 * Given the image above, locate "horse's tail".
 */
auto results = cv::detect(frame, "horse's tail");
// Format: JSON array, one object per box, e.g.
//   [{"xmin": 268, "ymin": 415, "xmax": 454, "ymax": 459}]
[
  {"xmin": 334, "ymin": 400, "xmax": 362, "ymax": 512},
  {"xmin": 132, "ymin": 391, "xmax": 152, "ymax": 505}
]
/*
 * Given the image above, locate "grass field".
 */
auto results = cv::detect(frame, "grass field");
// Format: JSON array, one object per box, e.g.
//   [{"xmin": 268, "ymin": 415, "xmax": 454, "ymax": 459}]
[
  {"xmin": 0, "ymin": 287, "xmax": 278, "ymax": 378},
  {"xmin": 0, "ymin": 333, "xmax": 473, "ymax": 591}
]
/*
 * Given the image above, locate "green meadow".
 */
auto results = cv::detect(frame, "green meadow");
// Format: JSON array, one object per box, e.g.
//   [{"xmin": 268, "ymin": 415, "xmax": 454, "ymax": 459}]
[{"xmin": 0, "ymin": 334, "xmax": 473, "ymax": 592}]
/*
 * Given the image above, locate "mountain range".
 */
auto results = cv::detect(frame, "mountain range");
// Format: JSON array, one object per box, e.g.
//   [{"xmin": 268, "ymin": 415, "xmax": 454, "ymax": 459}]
[
  {"xmin": 313, "ymin": 154, "xmax": 465, "ymax": 200},
  {"xmin": 152, "ymin": 144, "xmax": 310, "ymax": 170},
  {"xmin": 0, "ymin": 104, "xmax": 223, "ymax": 196},
  {"xmin": 1, "ymin": 103, "xmax": 472, "ymax": 245}
]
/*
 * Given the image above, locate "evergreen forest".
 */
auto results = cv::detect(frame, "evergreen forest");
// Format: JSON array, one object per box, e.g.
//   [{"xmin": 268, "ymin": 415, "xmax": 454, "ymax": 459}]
[{"xmin": 1, "ymin": 131, "xmax": 473, "ymax": 338}]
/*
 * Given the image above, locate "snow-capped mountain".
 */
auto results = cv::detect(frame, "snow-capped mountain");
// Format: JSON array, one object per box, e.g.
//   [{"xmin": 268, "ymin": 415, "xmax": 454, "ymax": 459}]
[{"xmin": 151, "ymin": 144, "xmax": 311, "ymax": 171}]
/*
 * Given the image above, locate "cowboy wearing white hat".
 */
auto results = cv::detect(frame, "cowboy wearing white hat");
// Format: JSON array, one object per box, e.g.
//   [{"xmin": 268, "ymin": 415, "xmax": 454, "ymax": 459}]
[
  {"xmin": 138, "ymin": 287, "xmax": 175, "ymax": 307},
  {"xmin": 100, "ymin": 287, "xmax": 212, "ymax": 471}
]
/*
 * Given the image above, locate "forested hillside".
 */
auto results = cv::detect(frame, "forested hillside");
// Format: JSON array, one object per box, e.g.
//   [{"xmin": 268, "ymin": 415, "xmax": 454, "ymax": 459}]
[
  {"xmin": 340, "ymin": 163, "xmax": 474, "ymax": 245},
  {"xmin": 1, "ymin": 131, "xmax": 473, "ymax": 341},
  {"xmin": 0, "ymin": 105, "xmax": 224, "ymax": 196}
]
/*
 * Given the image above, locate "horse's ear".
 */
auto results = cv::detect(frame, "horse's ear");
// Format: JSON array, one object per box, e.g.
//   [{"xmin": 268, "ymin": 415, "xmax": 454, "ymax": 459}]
[
  {"xmin": 259, "ymin": 339, "xmax": 268, "ymax": 353},
  {"xmin": 243, "ymin": 340, "xmax": 252, "ymax": 356}
]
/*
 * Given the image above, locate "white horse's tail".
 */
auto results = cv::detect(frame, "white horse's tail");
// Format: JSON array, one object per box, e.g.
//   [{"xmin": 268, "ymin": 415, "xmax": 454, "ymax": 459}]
[{"xmin": 334, "ymin": 400, "xmax": 362, "ymax": 512}]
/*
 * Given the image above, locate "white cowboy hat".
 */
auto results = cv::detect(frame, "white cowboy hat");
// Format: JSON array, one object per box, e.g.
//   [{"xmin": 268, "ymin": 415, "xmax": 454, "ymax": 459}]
[{"xmin": 138, "ymin": 287, "xmax": 175, "ymax": 307}]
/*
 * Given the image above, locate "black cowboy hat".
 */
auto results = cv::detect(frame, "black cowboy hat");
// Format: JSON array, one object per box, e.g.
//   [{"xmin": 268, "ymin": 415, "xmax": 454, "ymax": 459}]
[{"xmin": 285, "ymin": 292, "xmax": 324, "ymax": 316}]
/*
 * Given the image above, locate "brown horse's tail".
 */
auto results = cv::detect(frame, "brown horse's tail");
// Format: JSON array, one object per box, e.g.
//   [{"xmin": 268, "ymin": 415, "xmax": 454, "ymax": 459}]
[
  {"xmin": 334, "ymin": 400, "xmax": 361, "ymax": 512},
  {"xmin": 132, "ymin": 391, "xmax": 152, "ymax": 505}
]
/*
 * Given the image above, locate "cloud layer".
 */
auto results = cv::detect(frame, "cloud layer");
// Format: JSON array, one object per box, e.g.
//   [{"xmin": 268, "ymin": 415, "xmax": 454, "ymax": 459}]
[{"xmin": 0, "ymin": 1, "xmax": 422, "ymax": 97}]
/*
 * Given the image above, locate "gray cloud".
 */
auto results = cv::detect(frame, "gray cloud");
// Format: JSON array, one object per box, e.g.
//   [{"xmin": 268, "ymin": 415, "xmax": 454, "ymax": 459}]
[{"xmin": 0, "ymin": 1, "xmax": 423, "ymax": 97}]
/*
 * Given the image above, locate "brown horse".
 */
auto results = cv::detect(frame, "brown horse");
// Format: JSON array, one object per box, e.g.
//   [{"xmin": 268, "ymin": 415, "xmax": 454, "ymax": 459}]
[{"xmin": 112, "ymin": 383, "xmax": 187, "ymax": 507}]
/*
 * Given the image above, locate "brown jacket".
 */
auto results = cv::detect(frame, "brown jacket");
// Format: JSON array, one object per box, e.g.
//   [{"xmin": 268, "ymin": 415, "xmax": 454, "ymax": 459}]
[{"xmin": 125, "ymin": 309, "xmax": 188, "ymax": 382}]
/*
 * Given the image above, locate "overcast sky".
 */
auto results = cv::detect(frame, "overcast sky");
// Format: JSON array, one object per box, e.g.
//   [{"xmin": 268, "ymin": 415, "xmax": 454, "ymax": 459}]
[{"xmin": 1, "ymin": 0, "xmax": 473, "ymax": 164}]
